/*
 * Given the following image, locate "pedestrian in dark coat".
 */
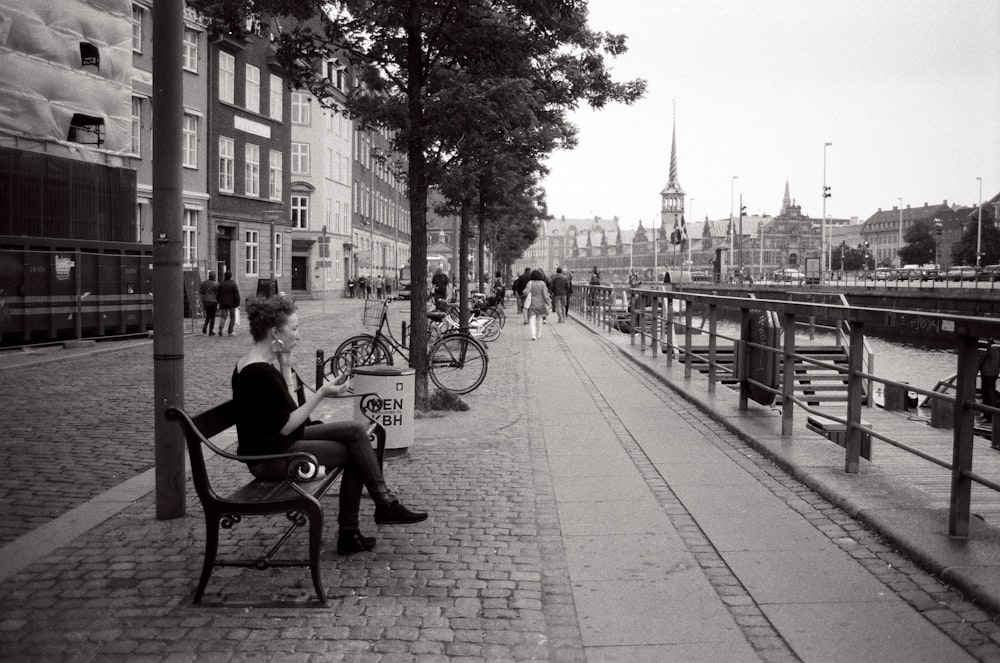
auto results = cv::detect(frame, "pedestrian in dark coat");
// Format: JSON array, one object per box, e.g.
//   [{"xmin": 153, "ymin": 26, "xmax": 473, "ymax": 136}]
[
  {"xmin": 216, "ymin": 271, "xmax": 241, "ymax": 336},
  {"xmin": 199, "ymin": 271, "xmax": 219, "ymax": 335}
]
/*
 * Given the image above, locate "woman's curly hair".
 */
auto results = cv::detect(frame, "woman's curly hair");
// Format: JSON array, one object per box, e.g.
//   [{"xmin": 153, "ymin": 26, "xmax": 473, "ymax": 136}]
[{"xmin": 246, "ymin": 295, "xmax": 296, "ymax": 341}]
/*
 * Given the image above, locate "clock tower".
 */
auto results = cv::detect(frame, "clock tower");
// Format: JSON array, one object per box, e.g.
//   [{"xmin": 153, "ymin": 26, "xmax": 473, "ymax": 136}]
[{"xmin": 660, "ymin": 110, "xmax": 685, "ymax": 240}]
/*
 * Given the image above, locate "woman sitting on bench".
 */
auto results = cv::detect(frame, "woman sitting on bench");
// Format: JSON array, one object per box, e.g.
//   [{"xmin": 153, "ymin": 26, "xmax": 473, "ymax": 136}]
[{"xmin": 232, "ymin": 295, "xmax": 427, "ymax": 555}]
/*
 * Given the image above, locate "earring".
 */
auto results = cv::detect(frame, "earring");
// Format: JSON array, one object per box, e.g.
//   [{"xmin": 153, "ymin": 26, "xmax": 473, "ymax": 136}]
[{"xmin": 271, "ymin": 338, "xmax": 285, "ymax": 354}]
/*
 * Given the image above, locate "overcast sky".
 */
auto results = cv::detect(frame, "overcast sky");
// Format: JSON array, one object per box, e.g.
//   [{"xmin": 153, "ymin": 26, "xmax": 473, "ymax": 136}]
[{"xmin": 540, "ymin": 0, "xmax": 1000, "ymax": 230}]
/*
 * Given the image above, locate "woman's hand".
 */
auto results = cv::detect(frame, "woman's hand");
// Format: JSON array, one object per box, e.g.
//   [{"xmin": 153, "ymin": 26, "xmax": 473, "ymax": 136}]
[{"xmin": 321, "ymin": 372, "xmax": 352, "ymax": 398}]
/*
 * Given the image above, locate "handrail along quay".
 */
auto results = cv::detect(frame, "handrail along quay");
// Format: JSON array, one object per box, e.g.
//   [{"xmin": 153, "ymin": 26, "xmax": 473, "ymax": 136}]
[{"xmin": 580, "ymin": 284, "xmax": 1000, "ymax": 539}]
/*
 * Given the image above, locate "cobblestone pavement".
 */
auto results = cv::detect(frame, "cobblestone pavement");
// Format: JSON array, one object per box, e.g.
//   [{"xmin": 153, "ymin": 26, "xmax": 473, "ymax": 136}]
[
  {"xmin": 0, "ymin": 297, "xmax": 589, "ymax": 662},
  {"xmin": 0, "ymin": 298, "xmax": 368, "ymax": 545},
  {"xmin": 2, "ymin": 299, "xmax": 1000, "ymax": 661}
]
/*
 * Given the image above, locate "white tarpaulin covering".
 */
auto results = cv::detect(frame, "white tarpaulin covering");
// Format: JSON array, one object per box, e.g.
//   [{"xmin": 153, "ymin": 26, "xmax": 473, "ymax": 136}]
[{"xmin": 0, "ymin": 0, "xmax": 133, "ymax": 153}]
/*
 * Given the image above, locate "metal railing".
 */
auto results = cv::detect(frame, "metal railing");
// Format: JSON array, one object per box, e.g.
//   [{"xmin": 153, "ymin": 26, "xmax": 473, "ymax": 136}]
[{"xmin": 577, "ymin": 284, "xmax": 1000, "ymax": 539}]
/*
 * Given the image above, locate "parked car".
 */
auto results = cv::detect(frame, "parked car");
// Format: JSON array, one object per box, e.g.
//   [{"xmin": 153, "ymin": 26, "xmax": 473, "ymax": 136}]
[
  {"xmin": 874, "ymin": 267, "xmax": 896, "ymax": 280},
  {"xmin": 945, "ymin": 266, "xmax": 979, "ymax": 281},
  {"xmin": 773, "ymin": 267, "xmax": 805, "ymax": 282},
  {"xmin": 978, "ymin": 265, "xmax": 1000, "ymax": 282}
]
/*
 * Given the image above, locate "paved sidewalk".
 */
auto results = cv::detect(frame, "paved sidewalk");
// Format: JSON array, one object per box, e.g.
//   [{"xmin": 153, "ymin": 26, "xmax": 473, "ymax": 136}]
[{"xmin": 1, "ymin": 301, "xmax": 999, "ymax": 661}]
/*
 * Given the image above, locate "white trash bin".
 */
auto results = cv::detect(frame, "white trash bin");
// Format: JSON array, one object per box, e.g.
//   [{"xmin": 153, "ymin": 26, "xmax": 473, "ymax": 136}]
[{"xmin": 352, "ymin": 366, "xmax": 415, "ymax": 452}]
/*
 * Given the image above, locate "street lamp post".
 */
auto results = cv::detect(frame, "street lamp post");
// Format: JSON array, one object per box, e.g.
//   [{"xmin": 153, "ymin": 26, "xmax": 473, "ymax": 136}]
[
  {"xmin": 822, "ymin": 142, "xmax": 832, "ymax": 275},
  {"xmin": 688, "ymin": 197, "xmax": 694, "ymax": 264},
  {"xmin": 977, "ymin": 177, "xmax": 984, "ymax": 268},
  {"xmin": 897, "ymin": 197, "xmax": 903, "ymax": 268},
  {"xmin": 730, "ymin": 176, "xmax": 738, "ymax": 277}
]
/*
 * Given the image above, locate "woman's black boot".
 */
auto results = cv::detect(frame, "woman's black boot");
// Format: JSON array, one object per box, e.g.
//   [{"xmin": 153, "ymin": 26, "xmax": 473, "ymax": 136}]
[
  {"xmin": 337, "ymin": 530, "xmax": 376, "ymax": 555},
  {"xmin": 374, "ymin": 500, "xmax": 428, "ymax": 525}
]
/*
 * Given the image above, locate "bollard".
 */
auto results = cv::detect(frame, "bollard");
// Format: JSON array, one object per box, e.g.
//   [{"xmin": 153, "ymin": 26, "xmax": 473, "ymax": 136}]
[
  {"xmin": 930, "ymin": 397, "xmax": 954, "ymax": 429},
  {"xmin": 883, "ymin": 382, "xmax": 909, "ymax": 411}
]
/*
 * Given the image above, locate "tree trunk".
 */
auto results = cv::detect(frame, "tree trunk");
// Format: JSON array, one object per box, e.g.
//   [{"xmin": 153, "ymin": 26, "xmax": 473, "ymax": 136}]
[
  {"xmin": 460, "ymin": 197, "xmax": 472, "ymax": 331},
  {"xmin": 406, "ymin": 2, "xmax": 429, "ymax": 409}
]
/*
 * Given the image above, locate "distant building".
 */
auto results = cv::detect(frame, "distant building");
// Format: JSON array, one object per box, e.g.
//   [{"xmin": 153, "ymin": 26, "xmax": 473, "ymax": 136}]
[
  {"xmin": 206, "ymin": 16, "xmax": 292, "ymax": 295},
  {"xmin": 860, "ymin": 201, "xmax": 953, "ymax": 267}
]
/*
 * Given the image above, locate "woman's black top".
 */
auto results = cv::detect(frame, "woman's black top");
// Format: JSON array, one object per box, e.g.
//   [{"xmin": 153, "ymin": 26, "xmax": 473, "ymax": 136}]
[{"xmin": 231, "ymin": 362, "xmax": 305, "ymax": 458}]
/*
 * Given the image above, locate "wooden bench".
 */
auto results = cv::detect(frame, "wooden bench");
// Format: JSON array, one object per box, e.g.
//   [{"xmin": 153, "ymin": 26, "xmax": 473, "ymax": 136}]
[{"xmin": 166, "ymin": 389, "xmax": 385, "ymax": 605}]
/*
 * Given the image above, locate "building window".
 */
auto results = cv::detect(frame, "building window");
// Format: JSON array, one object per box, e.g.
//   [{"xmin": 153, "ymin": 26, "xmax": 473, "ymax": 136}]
[
  {"xmin": 182, "ymin": 114, "xmax": 198, "ymax": 168},
  {"xmin": 291, "ymin": 196, "xmax": 308, "ymax": 229},
  {"xmin": 132, "ymin": 4, "xmax": 145, "ymax": 52},
  {"xmin": 245, "ymin": 64, "xmax": 260, "ymax": 113},
  {"xmin": 182, "ymin": 209, "xmax": 198, "ymax": 268},
  {"xmin": 273, "ymin": 232, "xmax": 283, "ymax": 277},
  {"xmin": 269, "ymin": 150, "xmax": 282, "ymax": 200},
  {"xmin": 269, "ymin": 74, "xmax": 282, "ymax": 120},
  {"xmin": 218, "ymin": 51, "xmax": 235, "ymax": 104},
  {"xmin": 182, "ymin": 29, "xmax": 199, "ymax": 72},
  {"xmin": 291, "ymin": 92, "xmax": 310, "ymax": 125},
  {"xmin": 130, "ymin": 97, "xmax": 142, "ymax": 156},
  {"xmin": 218, "ymin": 136, "xmax": 234, "ymax": 193},
  {"xmin": 291, "ymin": 142, "xmax": 309, "ymax": 175},
  {"xmin": 326, "ymin": 147, "xmax": 334, "ymax": 179},
  {"xmin": 245, "ymin": 230, "xmax": 259, "ymax": 276},
  {"xmin": 245, "ymin": 143, "xmax": 260, "ymax": 197}
]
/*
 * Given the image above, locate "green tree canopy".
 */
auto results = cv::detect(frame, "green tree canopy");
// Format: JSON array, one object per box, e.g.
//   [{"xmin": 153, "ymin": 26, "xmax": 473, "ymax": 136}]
[
  {"xmin": 190, "ymin": 0, "xmax": 645, "ymax": 405},
  {"xmin": 897, "ymin": 220, "xmax": 936, "ymax": 265}
]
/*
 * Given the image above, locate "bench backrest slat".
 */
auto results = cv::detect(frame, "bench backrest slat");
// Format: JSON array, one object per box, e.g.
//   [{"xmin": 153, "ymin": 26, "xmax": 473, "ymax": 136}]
[{"xmin": 166, "ymin": 402, "xmax": 238, "ymax": 505}]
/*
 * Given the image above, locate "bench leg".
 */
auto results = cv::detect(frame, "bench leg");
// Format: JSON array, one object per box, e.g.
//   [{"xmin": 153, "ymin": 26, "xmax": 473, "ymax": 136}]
[
  {"xmin": 194, "ymin": 515, "xmax": 220, "ymax": 603},
  {"xmin": 309, "ymin": 510, "xmax": 326, "ymax": 604}
]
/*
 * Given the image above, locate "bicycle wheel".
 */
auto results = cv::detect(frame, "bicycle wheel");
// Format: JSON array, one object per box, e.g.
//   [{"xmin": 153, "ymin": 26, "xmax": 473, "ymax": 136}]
[
  {"xmin": 428, "ymin": 333, "xmax": 488, "ymax": 395},
  {"xmin": 482, "ymin": 305, "xmax": 505, "ymax": 328},
  {"xmin": 478, "ymin": 317, "xmax": 501, "ymax": 342},
  {"xmin": 328, "ymin": 334, "xmax": 393, "ymax": 378}
]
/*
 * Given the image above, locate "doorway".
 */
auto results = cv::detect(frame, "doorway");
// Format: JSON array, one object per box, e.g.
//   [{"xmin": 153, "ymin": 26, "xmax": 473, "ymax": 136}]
[
  {"xmin": 216, "ymin": 227, "xmax": 233, "ymax": 278},
  {"xmin": 292, "ymin": 256, "xmax": 308, "ymax": 291}
]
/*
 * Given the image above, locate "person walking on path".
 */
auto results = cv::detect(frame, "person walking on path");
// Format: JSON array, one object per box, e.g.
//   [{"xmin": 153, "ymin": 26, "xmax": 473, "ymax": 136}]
[
  {"xmin": 375, "ymin": 274, "xmax": 385, "ymax": 299},
  {"xmin": 347, "ymin": 277, "xmax": 355, "ymax": 298},
  {"xmin": 431, "ymin": 266, "xmax": 450, "ymax": 306},
  {"xmin": 513, "ymin": 268, "xmax": 531, "ymax": 323},
  {"xmin": 492, "ymin": 271, "xmax": 506, "ymax": 308},
  {"xmin": 233, "ymin": 295, "xmax": 428, "ymax": 555},
  {"xmin": 549, "ymin": 267, "xmax": 571, "ymax": 323},
  {"xmin": 216, "ymin": 272, "xmax": 241, "ymax": 337},
  {"xmin": 199, "ymin": 271, "xmax": 219, "ymax": 335},
  {"xmin": 564, "ymin": 271, "xmax": 573, "ymax": 318},
  {"xmin": 523, "ymin": 269, "xmax": 551, "ymax": 340}
]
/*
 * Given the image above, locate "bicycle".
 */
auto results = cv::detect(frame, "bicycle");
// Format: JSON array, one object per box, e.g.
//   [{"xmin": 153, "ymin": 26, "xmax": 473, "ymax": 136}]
[
  {"xmin": 328, "ymin": 298, "xmax": 489, "ymax": 395},
  {"xmin": 446, "ymin": 292, "xmax": 505, "ymax": 329}
]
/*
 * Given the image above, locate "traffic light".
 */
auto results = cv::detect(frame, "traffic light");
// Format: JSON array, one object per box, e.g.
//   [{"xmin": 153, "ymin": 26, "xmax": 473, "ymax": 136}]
[
  {"xmin": 823, "ymin": 186, "xmax": 831, "ymax": 198},
  {"xmin": 740, "ymin": 205, "xmax": 747, "ymax": 217},
  {"xmin": 934, "ymin": 218, "xmax": 943, "ymax": 236}
]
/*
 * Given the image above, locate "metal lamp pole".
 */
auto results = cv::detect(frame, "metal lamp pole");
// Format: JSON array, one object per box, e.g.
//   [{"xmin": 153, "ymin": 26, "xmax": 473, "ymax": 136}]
[
  {"xmin": 730, "ymin": 176, "xmax": 738, "ymax": 277},
  {"xmin": 823, "ymin": 142, "xmax": 832, "ymax": 275},
  {"xmin": 897, "ymin": 197, "xmax": 903, "ymax": 268},
  {"xmin": 688, "ymin": 197, "xmax": 694, "ymax": 264},
  {"xmin": 977, "ymin": 177, "xmax": 983, "ymax": 268}
]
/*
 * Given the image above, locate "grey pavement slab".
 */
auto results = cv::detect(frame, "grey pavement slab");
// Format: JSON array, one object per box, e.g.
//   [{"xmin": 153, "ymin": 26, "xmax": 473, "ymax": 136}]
[
  {"xmin": 764, "ymin": 600, "xmax": 977, "ymax": 663},
  {"xmin": 551, "ymin": 473, "xmax": 652, "ymax": 503},
  {"xmin": 556, "ymin": 499, "xmax": 674, "ymax": 536},
  {"xmin": 689, "ymin": 508, "xmax": 834, "ymax": 552},
  {"xmin": 723, "ymin": 548, "xmax": 899, "ymax": 604},
  {"xmin": 573, "ymin": 574, "xmax": 746, "ymax": 648},
  {"xmin": 586, "ymin": 642, "xmax": 760, "ymax": 663},
  {"xmin": 545, "ymin": 447, "xmax": 638, "ymax": 477},
  {"xmin": 562, "ymin": 533, "xmax": 689, "ymax": 581}
]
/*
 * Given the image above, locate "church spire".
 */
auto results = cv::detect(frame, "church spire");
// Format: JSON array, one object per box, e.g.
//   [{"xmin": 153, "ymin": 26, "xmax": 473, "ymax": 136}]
[
  {"xmin": 661, "ymin": 104, "xmax": 684, "ymax": 196},
  {"xmin": 782, "ymin": 179, "xmax": 791, "ymax": 215}
]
